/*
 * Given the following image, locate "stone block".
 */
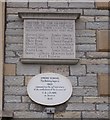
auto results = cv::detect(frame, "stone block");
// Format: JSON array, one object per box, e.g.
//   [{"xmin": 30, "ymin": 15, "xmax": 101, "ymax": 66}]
[
  {"xmin": 14, "ymin": 112, "xmax": 48, "ymax": 118},
  {"xmin": 6, "ymin": 36, "xmax": 23, "ymax": 44},
  {"xmin": 82, "ymin": 111, "xmax": 109, "ymax": 118},
  {"xmin": 86, "ymin": 52, "xmax": 110, "ymax": 58},
  {"xmin": 4, "ymin": 103, "xmax": 29, "ymax": 111},
  {"xmin": 17, "ymin": 62, "xmax": 40, "ymax": 75},
  {"xmin": 97, "ymin": 30, "xmax": 110, "ymax": 52},
  {"xmin": 57, "ymin": 9, "xmax": 82, "ymax": 15},
  {"xmin": 41, "ymin": 65, "xmax": 69, "ymax": 76},
  {"xmin": 98, "ymin": 74, "xmax": 110, "ymax": 96},
  {"xmin": 73, "ymin": 87, "xmax": 98, "ymax": 96},
  {"xmin": 6, "ymin": 28, "xmax": 23, "ymax": 36},
  {"xmin": 6, "ymin": 44, "xmax": 23, "ymax": 51},
  {"xmin": 22, "ymin": 96, "xmax": 32, "ymax": 103},
  {"xmin": 4, "ymin": 64, "xmax": 16, "ymax": 76},
  {"xmin": 96, "ymin": 16, "xmax": 109, "ymax": 21},
  {"xmin": 4, "ymin": 95, "xmax": 21, "ymax": 103},
  {"xmin": 54, "ymin": 112, "xmax": 81, "ymax": 118},
  {"xmin": 5, "ymin": 57, "xmax": 19, "ymax": 64},
  {"xmin": 84, "ymin": 9, "xmax": 109, "ymax": 16},
  {"xmin": 78, "ymin": 75, "xmax": 97, "ymax": 87},
  {"xmin": 76, "ymin": 37, "xmax": 96, "ymax": 44},
  {"xmin": 86, "ymin": 22, "xmax": 109, "ymax": 30},
  {"xmin": 30, "ymin": 104, "xmax": 44, "ymax": 111},
  {"xmin": 80, "ymin": 59, "xmax": 108, "ymax": 65},
  {"xmin": 48, "ymin": 0, "xmax": 68, "ymax": 8},
  {"xmin": 68, "ymin": 96, "xmax": 83, "ymax": 103},
  {"xmin": 7, "ymin": 2, "xmax": 28, "ymax": 8},
  {"xmin": 76, "ymin": 44, "xmax": 96, "ymax": 52},
  {"xmin": 70, "ymin": 65, "xmax": 86, "ymax": 76},
  {"xmin": 76, "ymin": 30, "xmax": 96, "ymax": 37},
  {"xmin": 66, "ymin": 103, "xmax": 95, "ymax": 111},
  {"xmin": 84, "ymin": 97, "xmax": 109, "ymax": 103},
  {"xmin": 25, "ymin": 76, "xmax": 34, "ymax": 86},
  {"xmin": 87, "ymin": 65, "xmax": 109, "ymax": 74},
  {"xmin": 67, "ymin": 76, "xmax": 77, "ymax": 86},
  {"xmin": 29, "ymin": 2, "xmax": 48, "ymax": 8},
  {"xmin": 5, "ymin": 51, "xmax": 15, "ymax": 57},
  {"xmin": 7, "ymin": 22, "xmax": 23, "ymax": 29},
  {"xmin": 69, "ymin": 1, "xmax": 94, "ymax": 8},
  {"xmin": 96, "ymin": 103, "xmax": 109, "ymax": 111},
  {"xmin": 96, "ymin": 2, "xmax": 110, "ymax": 9},
  {"xmin": 4, "ymin": 76, "xmax": 24, "ymax": 86},
  {"xmin": 7, "ymin": 14, "xmax": 21, "ymax": 22},
  {"xmin": 5, "ymin": 86, "xmax": 27, "ymax": 95}
]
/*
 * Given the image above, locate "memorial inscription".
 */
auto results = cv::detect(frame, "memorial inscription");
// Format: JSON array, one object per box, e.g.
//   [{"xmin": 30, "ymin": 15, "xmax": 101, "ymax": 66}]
[
  {"xmin": 27, "ymin": 73, "xmax": 72, "ymax": 106},
  {"xmin": 24, "ymin": 20, "xmax": 75, "ymax": 59}
]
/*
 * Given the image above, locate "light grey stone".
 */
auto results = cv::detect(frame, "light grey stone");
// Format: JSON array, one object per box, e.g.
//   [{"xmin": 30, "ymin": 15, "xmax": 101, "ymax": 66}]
[
  {"xmin": 86, "ymin": 22, "xmax": 109, "ymax": 29},
  {"xmin": 87, "ymin": 65, "xmax": 109, "ymax": 74},
  {"xmin": 5, "ymin": 57, "xmax": 19, "ymax": 63},
  {"xmin": 7, "ymin": 22, "xmax": 23, "ymax": 29},
  {"xmin": 76, "ymin": 52, "xmax": 85, "ymax": 58},
  {"xmin": 70, "ymin": 65, "xmax": 86, "ymax": 76},
  {"xmin": 76, "ymin": 44, "xmax": 96, "ymax": 52},
  {"xmin": 30, "ymin": 104, "xmax": 44, "ymax": 111},
  {"xmin": 84, "ymin": 9, "xmax": 109, "ymax": 16},
  {"xmin": 69, "ymin": 96, "xmax": 83, "ymax": 103},
  {"xmin": 96, "ymin": 104, "xmax": 109, "ymax": 111},
  {"xmin": 6, "ymin": 36, "xmax": 23, "ymax": 44},
  {"xmin": 48, "ymin": 1, "xmax": 68, "ymax": 8},
  {"xmin": 4, "ymin": 103, "xmax": 29, "ymax": 111},
  {"xmin": 76, "ymin": 22, "xmax": 85, "ymax": 30},
  {"xmin": 76, "ymin": 30, "xmax": 96, "ymax": 37},
  {"xmin": 29, "ymin": 2, "xmax": 48, "ymax": 8},
  {"xmin": 66, "ymin": 103, "xmax": 95, "ymax": 111},
  {"xmin": 67, "ymin": 76, "xmax": 77, "ymax": 86},
  {"xmin": 73, "ymin": 87, "xmax": 98, "ymax": 96},
  {"xmin": 7, "ymin": 2, "xmax": 28, "ymax": 8},
  {"xmin": 86, "ymin": 52, "xmax": 110, "ymax": 59},
  {"xmin": 17, "ymin": 62, "xmax": 40, "ymax": 75},
  {"xmin": 5, "ymin": 51, "xmax": 15, "ymax": 57},
  {"xmin": 4, "ymin": 95, "xmax": 21, "ymax": 103},
  {"xmin": 22, "ymin": 96, "xmax": 32, "ymax": 103},
  {"xmin": 5, "ymin": 86, "xmax": 27, "ymax": 95},
  {"xmin": 4, "ymin": 76, "xmax": 24, "ymax": 86},
  {"xmin": 69, "ymin": 1, "xmax": 94, "ymax": 8},
  {"xmin": 78, "ymin": 75, "xmax": 97, "ymax": 86},
  {"xmin": 57, "ymin": 9, "xmax": 82, "ymax": 15},
  {"xmin": 14, "ymin": 112, "xmax": 48, "ymax": 118},
  {"xmin": 76, "ymin": 37, "xmax": 96, "ymax": 44},
  {"xmin": 6, "ymin": 29, "xmax": 23, "ymax": 36},
  {"xmin": 6, "ymin": 44, "xmax": 23, "ymax": 51},
  {"xmin": 82, "ymin": 111, "xmax": 109, "ymax": 118},
  {"xmin": 7, "ymin": 14, "xmax": 21, "ymax": 22}
]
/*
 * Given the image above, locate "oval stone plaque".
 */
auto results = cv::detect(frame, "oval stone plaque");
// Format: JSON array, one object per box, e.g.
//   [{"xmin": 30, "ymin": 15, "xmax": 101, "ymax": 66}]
[{"xmin": 27, "ymin": 73, "xmax": 72, "ymax": 106}]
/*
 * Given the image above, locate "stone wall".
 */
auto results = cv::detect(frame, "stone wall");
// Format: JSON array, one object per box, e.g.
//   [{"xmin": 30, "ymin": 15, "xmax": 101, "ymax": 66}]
[{"xmin": 4, "ymin": 1, "xmax": 109, "ymax": 119}]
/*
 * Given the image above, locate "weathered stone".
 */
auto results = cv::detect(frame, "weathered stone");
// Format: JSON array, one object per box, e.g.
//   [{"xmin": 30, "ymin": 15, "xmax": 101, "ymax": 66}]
[
  {"xmin": 96, "ymin": 2, "xmax": 110, "ymax": 9},
  {"xmin": 4, "ymin": 76, "xmax": 24, "ymax": 86},
  {"xmin": 84, "ymin": 97, "xmax": 109, "ymax": 103},
  {"xmin": 70, "ymin": 65, "xmax": 86, "ymax": 76},
  {"xmin": 78, "ymin": 75, "xmax": 97, "ymax": 86},
  {"xmin": 66, "ymin": 103, "xmax": 95, "ymax": 111},
  {"xmin": 17, "ymin": 62, "xmax": 40, "ymax": 75},
  {"xmin": 67, "ymin": 76, "xmax": 77, "ymax": 86},
  {"xmin": 54, "ymin": 111, "xmax": 81, "ymax": 118},
  {"xmin": 96, "ymin": 104, "xmax": 109, "ymax": 111},
  {"xmin": 73, "ymin": 87, "xmax": 98, "ymax": 96},
  {"xmin": 41, "ymin": 65, "xmax": 69, "ymax": 76},
  {"xmin": 98, "ymin": 74, "xmax": 110, "ymax": 96},
  {"xmin": 97, "ymin": 30, "xmax": 110, "ymax": 51},
  {"xmin": 4, "ymin": 64, "xmax": 16, "ymax": 76},
  {"xmin": 82, "ymin": 111, "xmax": 109, "ymax": 118},
  {"xmin": 4, "ymin": 95, "xmax": 21, "ymax": 103}
]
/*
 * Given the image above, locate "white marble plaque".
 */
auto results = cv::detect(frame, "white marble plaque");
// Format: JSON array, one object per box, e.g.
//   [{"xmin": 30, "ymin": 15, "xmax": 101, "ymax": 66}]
[
  {"xmin": 27, "ymin": 73, "xmax": 72, "ymax": 106},
  {"xmin": 23, "ymin": 20, "xmax": 75, "ymax": 59}
]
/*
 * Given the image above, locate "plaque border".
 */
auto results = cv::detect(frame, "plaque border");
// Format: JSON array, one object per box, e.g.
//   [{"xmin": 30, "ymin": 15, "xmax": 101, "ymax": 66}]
[{"xmin": 19, "ymin": 12, "xmax": 80, "ymax": 65}]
